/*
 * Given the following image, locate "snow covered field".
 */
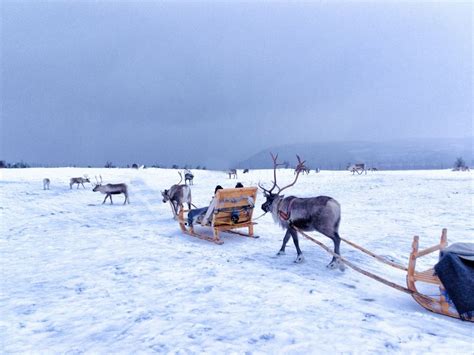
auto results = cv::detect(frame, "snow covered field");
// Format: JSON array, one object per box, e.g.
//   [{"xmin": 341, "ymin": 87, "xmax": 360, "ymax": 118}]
[{"xmin": 1, "ymin": 168, "xmax": 472, "ymax": 353}]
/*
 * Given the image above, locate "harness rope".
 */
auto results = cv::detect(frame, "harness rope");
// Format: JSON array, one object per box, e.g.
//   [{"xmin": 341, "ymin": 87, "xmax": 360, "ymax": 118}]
[
  {"xmin": 293, "ymin": 226, "xmax": 433, "ymax": 303},
  {"xmin": 339, "ymin": 236, "xmax": 407, "ymax": 271}
]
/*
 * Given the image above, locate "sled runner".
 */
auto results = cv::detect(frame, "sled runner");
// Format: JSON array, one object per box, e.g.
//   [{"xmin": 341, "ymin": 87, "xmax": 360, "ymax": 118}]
[{"xmin": 177, "ymin": 187, "xmax": 258, "ymax": 244}]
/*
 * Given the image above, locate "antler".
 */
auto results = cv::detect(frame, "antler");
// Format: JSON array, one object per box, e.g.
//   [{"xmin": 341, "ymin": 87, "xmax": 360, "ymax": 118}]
[
  {"xmin": 177, "ymin": 171, "xmax": 183, "ymax": 185},
  {"xmin": 276, "ymin": 155, "xmax": 306, "ymax": 194},
  {"xmin": 94, "ymin": 175, "xmax": 103, "ymax": 186},
  {"xmin": 258, "ymin": 152, "xmax": 287, "ymax": 195}
]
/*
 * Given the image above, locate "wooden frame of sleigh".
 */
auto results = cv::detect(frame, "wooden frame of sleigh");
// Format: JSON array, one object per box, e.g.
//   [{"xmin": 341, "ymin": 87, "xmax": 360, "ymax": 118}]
[
  {"xmin": 177, "ymin": 187, "xmax": 259, "ymax": 245},
  {"xmin": 294, "ymin": 227, "xmax": 473, "ymax": 322},
  {"xmin": 406, "ymin": 229, "xmax": 473, "ymax": 321}
]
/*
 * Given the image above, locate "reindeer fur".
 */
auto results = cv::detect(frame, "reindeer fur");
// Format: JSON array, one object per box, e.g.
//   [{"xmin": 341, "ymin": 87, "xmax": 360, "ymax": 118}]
[
  {"xmin": 162, "ymin": 184, "xmax": 192, "ymax": 219},
  {"xmin": 263, "ymin": 194, "xmax": 343, "ymax": 269}
]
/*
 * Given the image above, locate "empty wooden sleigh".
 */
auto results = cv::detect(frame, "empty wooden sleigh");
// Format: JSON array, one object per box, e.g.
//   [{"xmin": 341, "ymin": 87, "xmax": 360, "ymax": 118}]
[{"xmin": 407, "ymin": 229, "xmax": 473, "ymax": 321}]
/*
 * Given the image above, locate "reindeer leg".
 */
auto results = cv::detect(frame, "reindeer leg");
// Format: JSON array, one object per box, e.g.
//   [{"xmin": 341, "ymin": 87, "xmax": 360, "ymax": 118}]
[
  {"xmin": 277, "ymin": 229, "xmax": 292, "ymax": 256},
  {"xmin": 173, "ymin": 201, "xmax": 179, "ymax": 220},
  {"xmin": 102, "ymin": 194, "xmax": 108, "ymax": 204},
  {"xmin": 109, "ymin": 194, "xmax": 113, "ymax": 204},
  {"xmin": 327, "ymin": 232, "xmax": 345, "ymax": 271},
  {"xmin": 290, "ymin": 228, "xmax": 304, "ymax": 263}
]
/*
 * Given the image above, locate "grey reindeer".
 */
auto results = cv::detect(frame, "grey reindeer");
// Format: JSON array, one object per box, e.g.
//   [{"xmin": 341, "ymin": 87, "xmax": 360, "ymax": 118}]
[
  {"xmin": 259, "ymin": 153, "xmax": 344, "ymax": 270},
  {"xmin": 43, "ymin": 178, "xmax": 50, "ymax": 190},
  {"xmin": 161, "ymin": 172, "xmax": 192, "ymax": 219},
  {"xmin": 184, "ymin": 170, "xmax": 194, "ymax": 185},
  {"xmin": 227, "ymin": 169, "xmax": 238, "ymax": 179},
  {"xmin": 70, "ymin": 177, "xmax": 90, "ymax": 189},
  {"xmin": 92, "ymin": 176, "xmax": 129, "ymax": 205}
]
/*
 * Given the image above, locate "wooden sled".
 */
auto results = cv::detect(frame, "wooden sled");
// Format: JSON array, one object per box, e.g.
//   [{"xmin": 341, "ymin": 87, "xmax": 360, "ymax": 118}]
[
  {"xmin": 296, "ymin": 226, "xmax": 472, "ymax": 321},
  {"xmin": 177, "ymin": 187, "xmax": 259, "ymax": 245},
  {"xmin": 407, "ymin": 229, "xmax": 473, "ymax": 321}
]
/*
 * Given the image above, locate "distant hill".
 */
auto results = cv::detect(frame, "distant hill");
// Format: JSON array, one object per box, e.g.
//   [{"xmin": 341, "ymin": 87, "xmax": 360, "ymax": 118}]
[{"xmin": 237, "ymin": 137, "xmax": 473, "ymax": 170}]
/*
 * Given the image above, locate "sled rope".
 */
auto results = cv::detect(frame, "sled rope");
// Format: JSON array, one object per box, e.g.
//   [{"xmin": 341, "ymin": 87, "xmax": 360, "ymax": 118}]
[
  {"xmin": 339, "ymin": 236, "xmax": 407, "ymax": 271},
  {"xmin": 293, "ymin": 227, "xmax": 433, "ymax": 303}
]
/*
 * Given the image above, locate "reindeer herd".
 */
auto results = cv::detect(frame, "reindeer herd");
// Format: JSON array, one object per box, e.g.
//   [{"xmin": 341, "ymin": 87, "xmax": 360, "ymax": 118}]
[{"xmin": 39, "ymin": 161, "xmax": 350, "ymax": 270}]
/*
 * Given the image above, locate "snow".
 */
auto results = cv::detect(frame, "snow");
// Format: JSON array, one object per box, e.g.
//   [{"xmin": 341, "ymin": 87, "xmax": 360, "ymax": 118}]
[{"xmin": 1, "ymin": 168, "xmax": 473, "ymax": 353}]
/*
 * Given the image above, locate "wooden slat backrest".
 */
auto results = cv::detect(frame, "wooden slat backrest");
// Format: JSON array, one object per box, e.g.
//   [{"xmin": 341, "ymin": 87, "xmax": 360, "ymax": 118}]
[{"xmin": 212, "ymin": 187, "xmax": 257, "ymax": 226}]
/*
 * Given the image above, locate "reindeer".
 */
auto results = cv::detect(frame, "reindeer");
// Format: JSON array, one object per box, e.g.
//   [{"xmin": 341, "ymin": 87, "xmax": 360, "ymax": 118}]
[
  {"xmin": 294, "ymin": 166, "xmax": 310, "ymax": 175},
  {"xmin": 92, "ymin": 176, "xmax": 129, "ymax": 205},
  {"xmin": 161, "ymin": 172, "xmax": 192, "ymax": 219},
  {"xmin": 243, "ymin": 169, "xmax": 249, "ymax": 174},
  {"xmin": 184, "ymin": 170, "xmax": 194, "ymax": 185},
  {"xmin": 259, "ymin": 153, "xmax": 344, "ymax": 270},
  {"xmin": 43, "ymin": 178, "xmax": 50, "ymax": 190},
  {"xmin": 228, "ymin": 169, "xmax": 238, "ymax": 179},
  {"xmin": 347, "ymin": 163, "xmax": 367, "ymax": 175},
  {"xmin": 70, "ymin": 177, "xmax": 90, "ymax": 189}
]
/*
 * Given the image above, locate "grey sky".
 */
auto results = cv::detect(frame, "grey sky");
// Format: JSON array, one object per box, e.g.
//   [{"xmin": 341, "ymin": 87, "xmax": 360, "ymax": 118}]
[{"xmin": 1, "ymin": 1, "xmax": 472, "ymax": 168}]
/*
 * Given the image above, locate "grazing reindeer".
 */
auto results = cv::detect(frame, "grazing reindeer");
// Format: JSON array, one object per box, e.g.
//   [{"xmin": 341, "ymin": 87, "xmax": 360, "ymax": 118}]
[
  {"xmin": 228, "ymin": 169, "xmax": 238, "ymax": 179},
  {"xmin": 259, "ymin": 153, "xmax": 344, "ymax": 270},
  {"xmin": 70, "ymin": 177, "xmax": 90, "ymax": 189},
  {"xmin": 92, "ymin": 176, "xmax": 129, "ymax": 205},
  {"xmin": 43, "ymin": 178, "xmax": 50, "ymax": 190},
  {"xmin": 161, "ymin": 172, "xmax": 192, "ymax": 219},
  {"xmin": 184, "ymin": 170, "xmax": 194, "ymax": 185}
]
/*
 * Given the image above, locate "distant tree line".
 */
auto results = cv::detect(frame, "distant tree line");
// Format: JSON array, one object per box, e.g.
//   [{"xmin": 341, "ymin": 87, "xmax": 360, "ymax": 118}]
[
  {"xmin": 0, "ymin": 160, "xmax": 30, "ymax": 168},
  {"xmin": 105, "ymin": 161, "xmax": 207, "ymax": 170}
]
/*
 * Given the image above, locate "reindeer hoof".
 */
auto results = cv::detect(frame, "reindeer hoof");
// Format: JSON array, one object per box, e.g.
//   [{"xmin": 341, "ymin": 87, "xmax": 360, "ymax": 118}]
[
  {"xmin": 327, "ymin": 261, "xmax": 338, "ymax": 269},
  {"xmin": 338, "ymin": 262, "xmax": 346, "ymax": 272},
  {"xmin": 276, "ymin": 251, "xmax": 285, "ymax": 256},
  {"xmin": 294, "ymin": 254, "xmax": 304, "ymax": 263}
]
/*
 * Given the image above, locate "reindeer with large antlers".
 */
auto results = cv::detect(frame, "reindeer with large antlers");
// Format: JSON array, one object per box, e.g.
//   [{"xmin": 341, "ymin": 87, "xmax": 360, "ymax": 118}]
[{"xmin": 259, "ymin": 153, "xmax": 344, "ymax": 270}]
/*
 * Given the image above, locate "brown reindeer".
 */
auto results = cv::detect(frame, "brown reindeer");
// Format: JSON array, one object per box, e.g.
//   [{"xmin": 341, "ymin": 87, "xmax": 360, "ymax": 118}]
[{"xmin": 260, "ymin": 153, "xmax": 344, "ymax": 270}]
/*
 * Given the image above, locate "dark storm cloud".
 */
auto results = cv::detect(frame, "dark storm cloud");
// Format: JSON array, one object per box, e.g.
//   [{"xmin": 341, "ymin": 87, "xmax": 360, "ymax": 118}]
[{"xmin": 1, "ymin": 1, "xmax": 471, "ymax": 168}]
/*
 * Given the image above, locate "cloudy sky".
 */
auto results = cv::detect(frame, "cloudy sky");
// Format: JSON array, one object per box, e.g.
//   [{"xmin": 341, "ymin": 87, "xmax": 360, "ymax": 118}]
[{"xmin": 1, "ymin": 1, "xmax": 471, "ymax": 168}]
